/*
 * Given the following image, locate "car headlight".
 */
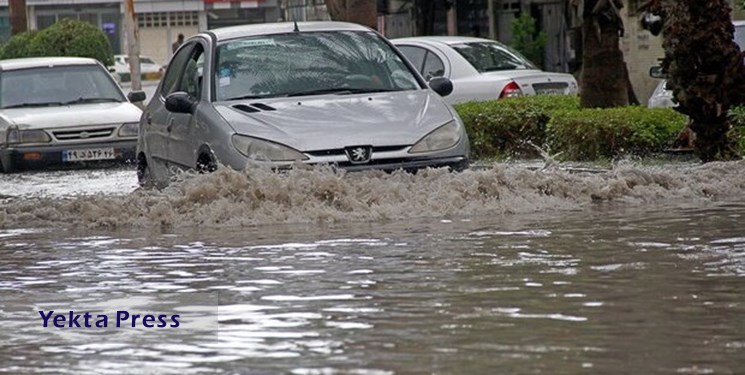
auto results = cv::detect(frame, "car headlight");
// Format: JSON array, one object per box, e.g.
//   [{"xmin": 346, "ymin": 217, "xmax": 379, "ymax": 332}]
[
  {"xmin": 7, "ymin": 128, "xmax": 51, "ymax": 144},
  {"xmin": 231, "ymin": 134, "xmax": 308, "ymax": 162},
  {"xmin": 409, "ymin": 120, "xmax": 462, "ymax": 153},
  {"xmin": 118, "ymin": 122, "xmax": 140, "ymax": 137}
]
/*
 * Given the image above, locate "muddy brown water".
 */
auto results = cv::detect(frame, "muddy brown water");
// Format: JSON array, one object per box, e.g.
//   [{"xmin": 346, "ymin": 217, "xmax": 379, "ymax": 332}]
[{"xmin": 0, "ymin": 162, "xmax": 744, "ymax": 374}]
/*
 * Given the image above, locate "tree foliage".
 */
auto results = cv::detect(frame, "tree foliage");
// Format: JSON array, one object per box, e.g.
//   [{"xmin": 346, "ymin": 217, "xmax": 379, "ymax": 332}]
[
  {"xmin": 510, "ymin": 13, "xmax": 547, "ymax": 68},
  {"xmin": 641, "ymin": 0, "xmax": 744, "ymax": 162},
  {"xmin": 0, "ymin": 19, "xmax": 114, "ymax": 66}
]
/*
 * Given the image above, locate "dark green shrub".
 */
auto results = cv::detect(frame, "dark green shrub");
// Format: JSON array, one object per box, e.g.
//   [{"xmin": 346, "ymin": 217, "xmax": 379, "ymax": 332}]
[
  {"xmin": 1, "ymin": 19, "xmax": 113, "ymax": 66},
  {"xmin": 0, "ymin": 31, "xmax": 40, "ymax": 59},
  {"xmin": 454, "ymin": 95, "xmax": 580, "ymax": 159},
  {"xmin": 546, "ymin": 106, "xmax": 686, "ymax": 160},
  {"xmin": 510, "ymin": 12, "xmax": 547, "ymax": 68},
  {"xmin": 728, "ymin": 105, "xmax": 745, "ymax": 153}
]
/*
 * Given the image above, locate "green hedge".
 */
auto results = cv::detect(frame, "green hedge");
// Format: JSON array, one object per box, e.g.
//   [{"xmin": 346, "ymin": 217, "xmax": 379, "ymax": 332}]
[
  {"xmin": 454, "ymin": 95, "xmax": 687, "ymax": 161},
  {"xmin": 454, "ymin": 95, "xmax": 580, "ymax": 159},
  {"xmin": 728, "ymin": 106, "xmax": 745, "ymax": 152},
  {"xmin": 0, "ymin": 19, "xmax": 113, "ymax": 66},
  {"xmin": 546, "ymin": 106, "xmax": 686, "ymax": 160}
]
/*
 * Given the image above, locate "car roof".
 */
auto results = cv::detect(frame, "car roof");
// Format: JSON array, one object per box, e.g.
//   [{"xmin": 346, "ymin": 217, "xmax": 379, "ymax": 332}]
[
  {"xmin": 206, "ymin": 21, "xmax": 372, "ymax": 41},
  {"xmin": 0, "ymin": 56, "xmax": 99, "ymax": 71},
  {"xmin": 392, "ymin": 36, "xmax": 498, "ymax": 45},
  {"xmin": 734, "ymin": 20, "xmax": 745, "ymax": 27}
]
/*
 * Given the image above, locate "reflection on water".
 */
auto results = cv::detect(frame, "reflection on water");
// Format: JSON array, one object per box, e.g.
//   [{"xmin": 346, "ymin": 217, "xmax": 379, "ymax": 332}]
[{"xmin": 1, "ymin": 201, "xmax": 744, "ymax": 374}]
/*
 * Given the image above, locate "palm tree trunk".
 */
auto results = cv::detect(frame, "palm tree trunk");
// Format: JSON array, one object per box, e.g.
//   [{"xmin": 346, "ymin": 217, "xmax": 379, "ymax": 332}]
[
  {"xmin": 579, "ymin": 0, "xmax": 630, "ymax": 108},
  {"xmin": 325, "ymin": 0, "xmax": 377, "ymax": 30}
]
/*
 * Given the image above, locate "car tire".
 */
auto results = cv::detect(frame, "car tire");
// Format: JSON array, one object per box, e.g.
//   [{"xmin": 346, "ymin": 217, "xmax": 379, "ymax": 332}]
[
  {"xmin": 137, "ymin": 154, "xmax": 153, "ymax": 188},
  {"xmin": 0, "ymin": 158, "xmax": 14, "ymax": 174},
  {"xmin": 196, "ymin": 153, "xmax": 217, "ymax": 174}
]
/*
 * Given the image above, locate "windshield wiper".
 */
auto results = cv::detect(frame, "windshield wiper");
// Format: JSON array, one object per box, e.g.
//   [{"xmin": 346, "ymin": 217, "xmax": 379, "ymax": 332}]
[
  {"xmin": 63, "ymin": 97, "xmax": 122, "ymax": 105},
  {"xmin": 226, "ymin": 93, "xmax": 279, "ymax": 101},
  {"xmin": 285, "ymin": 87, "xmax": 401, "ymax": 97},
  {"xmin": 2, "ymin": 102, "xmax": 64, "ymax": 109}
]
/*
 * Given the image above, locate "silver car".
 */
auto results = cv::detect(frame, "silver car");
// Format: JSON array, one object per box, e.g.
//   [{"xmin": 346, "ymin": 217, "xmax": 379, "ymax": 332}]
[
  {"xmin": 392, "ymin": 36, "xmax": 578, "ymax": 104},
  {"xmin": 137, "ymin": 22, "xmax": 470, "ymax": 186},
  {"xmin": 0, "ymin": 57, "xmax": 146, "ymax": 173}
]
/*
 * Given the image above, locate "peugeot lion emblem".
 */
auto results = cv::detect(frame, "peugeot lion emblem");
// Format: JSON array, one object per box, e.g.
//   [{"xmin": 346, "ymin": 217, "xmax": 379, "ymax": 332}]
[{"xmin": 345, "ymin": 146, "xmax": 372, "ymax": 164}]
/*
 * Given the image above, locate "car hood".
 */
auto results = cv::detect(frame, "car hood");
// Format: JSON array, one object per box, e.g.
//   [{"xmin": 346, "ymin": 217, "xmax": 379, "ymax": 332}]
[
  {"xmin": 0, "ymin": 102, "xmax": 142, "ymax": 129},
  {"xmin": 214, "ymin": 90, "xmax": 455, "ymax": 151}
]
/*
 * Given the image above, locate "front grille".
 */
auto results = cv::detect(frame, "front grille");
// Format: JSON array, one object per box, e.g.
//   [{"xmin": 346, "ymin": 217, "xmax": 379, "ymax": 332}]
[
  {"xmin": 306, "ymin": 145, "xmax": 408, "ymax": 157},
  {"xmin": 53, "ymin": 127, "xmax": 115, "ymax": 141}
]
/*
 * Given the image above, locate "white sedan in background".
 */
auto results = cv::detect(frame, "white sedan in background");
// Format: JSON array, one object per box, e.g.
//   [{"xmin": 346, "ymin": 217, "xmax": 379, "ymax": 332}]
[
  {"xmin": 109, "ymin": 54, "xmax": 164, "ymax": 83},
  {"xmin": 392, "ymin": 36, "xmax": 578, "ymax": 104}
]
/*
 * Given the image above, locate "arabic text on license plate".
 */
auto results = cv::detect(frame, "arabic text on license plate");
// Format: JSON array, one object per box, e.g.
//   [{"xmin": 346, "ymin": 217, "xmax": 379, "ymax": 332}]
[{"xmin": 62, "ymin": 148, "xmax": 116, "ymax": 162}]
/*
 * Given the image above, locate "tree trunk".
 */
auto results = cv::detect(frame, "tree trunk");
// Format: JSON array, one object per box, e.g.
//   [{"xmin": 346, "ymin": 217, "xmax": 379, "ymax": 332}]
[
  {"xmin": 8, "ymin": 0, "xmax": 27, "ymax": 35},
  {"xmin": 325, "ymin": 0, "xmax": 377, "ymax": 30},
  {"xmin": 579, "ymin": 0, "xmax": 630, "ymax": 108},
  {"xmin": 642, "ymin": 0, "xmax": 744, "ymax": 162}
]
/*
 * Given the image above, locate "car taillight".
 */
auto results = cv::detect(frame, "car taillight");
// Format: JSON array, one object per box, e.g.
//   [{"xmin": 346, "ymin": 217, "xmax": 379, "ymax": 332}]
[{"xmin": 499, "ymin": 81, "xmax": 523, "ymax": 99}]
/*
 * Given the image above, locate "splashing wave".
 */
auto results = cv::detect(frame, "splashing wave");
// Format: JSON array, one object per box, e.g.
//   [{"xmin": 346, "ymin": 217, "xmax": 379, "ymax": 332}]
[{"xmin": 1, "ymin": 161, "xmax": 744, "ymax": 229}]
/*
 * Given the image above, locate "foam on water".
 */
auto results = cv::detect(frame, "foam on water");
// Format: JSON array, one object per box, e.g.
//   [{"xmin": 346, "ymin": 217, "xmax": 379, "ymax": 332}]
[{"xmin": 1, "ymin": 161, "xmax": 744, "ymax": 229}]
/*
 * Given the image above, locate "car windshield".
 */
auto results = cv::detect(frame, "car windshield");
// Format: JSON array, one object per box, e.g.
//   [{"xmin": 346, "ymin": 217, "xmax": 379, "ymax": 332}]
[
  {"xmin": 452, "ymin": 41, "xmax": 537, "ymax": 72},
  {"xmin": 215, "ymin": 31, "xmax": 422, "ymax": 101},
  {"xmin": 0, "ymin": 64, "xmax": 125, "ymax": 109}
]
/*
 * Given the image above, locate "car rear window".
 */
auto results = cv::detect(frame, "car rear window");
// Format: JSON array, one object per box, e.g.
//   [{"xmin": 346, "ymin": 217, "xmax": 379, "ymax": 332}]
[{"xmin": 451, "ymin": 42, "xmax": 537, "ymax": 73}]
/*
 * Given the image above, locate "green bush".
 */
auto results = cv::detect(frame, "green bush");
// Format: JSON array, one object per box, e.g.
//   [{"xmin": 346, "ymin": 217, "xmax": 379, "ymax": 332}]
[
  {"xmin": 0, "ymin": 19, "xmax": 113, "ymax": 66},
  {"xmin": 510, "ymin": 13, "xmax": 547, "ymax": 68},
  {"xmin": 546, "ymin": 106, "xmax": 686, "ymax": 160},
  {"xmin": 728, "ymin": 105, "xmax": 745, "ymax": 153},
  {"xmin": 0, "ymin": 31, "xmax": 40, "ymax": 59},
  {"xmin": 454, "ymin": 95, "xmax": 580, "ymax": 159}
]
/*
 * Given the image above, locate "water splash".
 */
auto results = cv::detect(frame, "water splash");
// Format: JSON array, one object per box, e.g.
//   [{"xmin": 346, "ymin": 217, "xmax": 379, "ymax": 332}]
[{"xmin": 1, "ymin": 160, "xmax": 744, "ymax": 229}]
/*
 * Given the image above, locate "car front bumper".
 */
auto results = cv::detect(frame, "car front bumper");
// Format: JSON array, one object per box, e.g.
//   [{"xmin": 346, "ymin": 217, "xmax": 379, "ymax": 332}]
[{"xmin": 0, "ymin": 140, "xmax": 137, "ymax": 171}]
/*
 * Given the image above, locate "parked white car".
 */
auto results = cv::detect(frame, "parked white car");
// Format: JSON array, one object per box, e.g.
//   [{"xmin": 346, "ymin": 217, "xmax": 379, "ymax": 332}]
[
  {"xmin": 0, "ymin": 57, "xmax": 146, "ymax": 173},
  {"xmin": 109, "ymin": 54, "xmax": 164, "ymax": 83},
  {"xmin": 648, "ymin": 20, "xmax": 745, "ymax": 108},
  {"xmin": 392, "ymin": 36, "xmax": 578, "ymax": 104}
]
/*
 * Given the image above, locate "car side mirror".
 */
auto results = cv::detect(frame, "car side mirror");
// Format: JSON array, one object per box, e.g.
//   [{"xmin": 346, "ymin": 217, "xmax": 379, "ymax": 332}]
[
  {"xmin": 165, "ymin": 92, "xmax": 195, "ymax": 114},
  {"xmin": 649, "ymin": 65, "xmax": 667, "ymax": 79},
  {"xmin": 429, "ymin": 77, "xmax": 453, "ymax": 97},
  {"xmin": 127, "ymin": 90, "xmax": 146, "ymax": 103}
]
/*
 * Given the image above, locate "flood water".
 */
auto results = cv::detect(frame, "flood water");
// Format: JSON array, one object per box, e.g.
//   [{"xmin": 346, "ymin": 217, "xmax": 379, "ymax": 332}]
[{"xmin": 1, "ymin": 162, "xmax": 744, "ymax": 374}]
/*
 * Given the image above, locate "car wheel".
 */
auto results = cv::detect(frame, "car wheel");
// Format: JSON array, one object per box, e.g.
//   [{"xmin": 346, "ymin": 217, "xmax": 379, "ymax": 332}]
[
  {"xmin": 0, "ymin": 158, "xmax": 14, "ymax": 173},
  {"xmin": 196, "ymin": 153, "xmax": 217, "ymax": 174},
  {"xmin": 137, "ymin": 154, "xmax": 153, "ymax": 188}
]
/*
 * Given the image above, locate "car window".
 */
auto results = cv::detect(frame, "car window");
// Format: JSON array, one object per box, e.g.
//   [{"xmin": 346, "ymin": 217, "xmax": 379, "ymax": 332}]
[
  {"xmin": 178, "ymin": 45, "xmax": 205, "ymax": 99},
  {"xmin": 160, "ymin": 44, "xmax": 196, "ymax": 97},
  {"xmin": 397, "ymin": 45, "xmax": 426, "ymax": 71},
  {"xmin": 214, "ymin": 31, "xmax": 422, "ymax": 101},
  {"xmin": 0, "ymin": 64, "xmax": 125, "ymax": 108},
  {"xmin": 422, "ymin": 51, "xmax": 445, "ymax": 80},
  {"xmin": 452, "ymin": 41, "xmax": 537, "ymax": 73}
]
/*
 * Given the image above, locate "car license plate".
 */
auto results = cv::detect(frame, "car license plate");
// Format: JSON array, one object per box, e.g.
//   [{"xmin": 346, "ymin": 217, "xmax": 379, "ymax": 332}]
[
  {"xmin": 536, "ymin": 88, "xmax": 565, "ymax": 95},
  {"xmin": 62, "ymin": 148, "xmax": 116, "ymax": 162}
]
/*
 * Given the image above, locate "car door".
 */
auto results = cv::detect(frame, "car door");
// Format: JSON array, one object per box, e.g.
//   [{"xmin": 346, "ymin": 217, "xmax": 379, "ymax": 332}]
[
  {"xmin": 167, "ymin": 42, "xmax": 207, "ymax": 171},
  {"xmin": 143, "ymin": 44, "xmax": 195, "ymax": 167}
]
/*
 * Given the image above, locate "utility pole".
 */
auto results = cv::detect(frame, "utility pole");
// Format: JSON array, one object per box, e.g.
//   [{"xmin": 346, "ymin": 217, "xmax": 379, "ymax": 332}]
[
  {"xmin": 8, "ymin": 0, "xmax": 28, "ymax": 35},
  {"xmin": 123, "ymin": 0, "xmax": 142, "ymax": 92}
]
